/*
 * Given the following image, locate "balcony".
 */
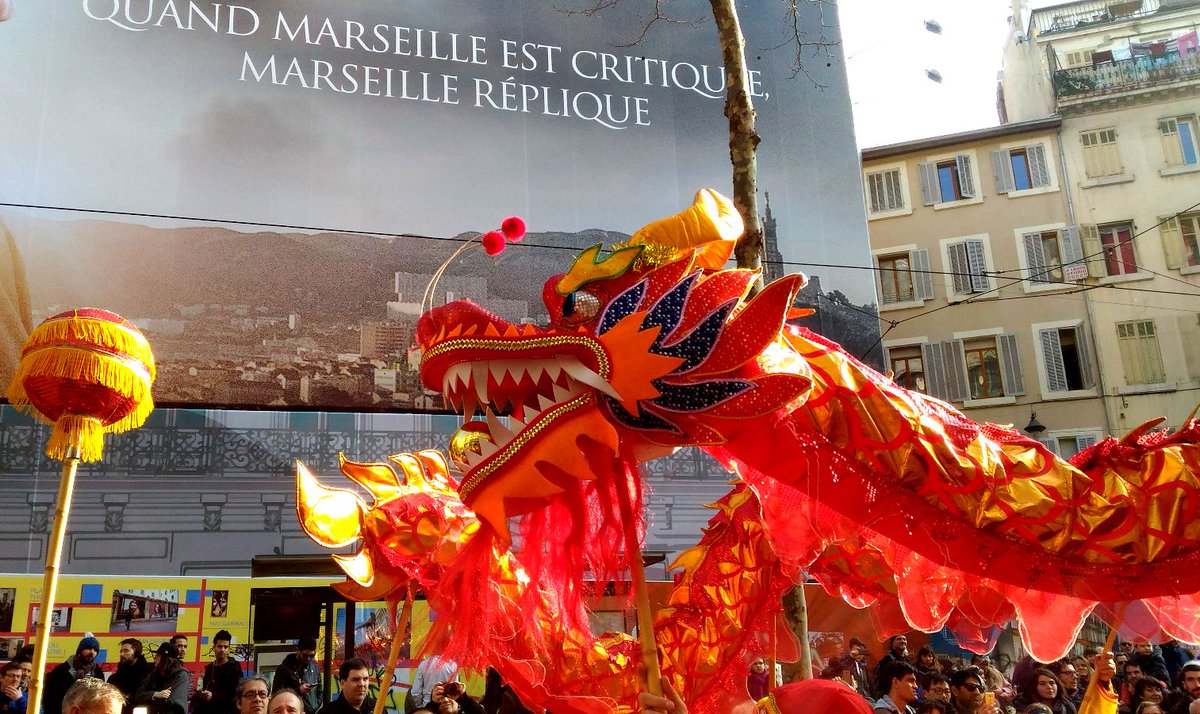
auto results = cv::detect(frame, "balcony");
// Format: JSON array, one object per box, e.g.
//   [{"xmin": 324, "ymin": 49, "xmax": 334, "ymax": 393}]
[{"xmin": 1052, "ymin": 51, "xmax": 1200, "ymax": 103}]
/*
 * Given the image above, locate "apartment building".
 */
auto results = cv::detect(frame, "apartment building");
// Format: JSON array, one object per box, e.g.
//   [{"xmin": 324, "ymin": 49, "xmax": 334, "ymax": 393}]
[
  {"xmin": 1000, "ymin": 0, "xmax": 1200, "ymax": 434},
  {"xmin": 863, "ymin": 117, "xmax": 1109, "ymax": 456}
]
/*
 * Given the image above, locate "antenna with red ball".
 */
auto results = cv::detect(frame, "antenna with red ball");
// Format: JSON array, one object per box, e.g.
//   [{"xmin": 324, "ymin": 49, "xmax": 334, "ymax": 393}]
[{"xmin": 422, "ymin": 217, "xmax": 526, "ymax": 314}]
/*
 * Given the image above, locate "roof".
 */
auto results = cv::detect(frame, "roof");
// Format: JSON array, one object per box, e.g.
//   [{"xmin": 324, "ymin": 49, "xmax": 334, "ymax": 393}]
[{"xmin": 861, "ymin": 116, "xmax": 1064, "ymax": 162}]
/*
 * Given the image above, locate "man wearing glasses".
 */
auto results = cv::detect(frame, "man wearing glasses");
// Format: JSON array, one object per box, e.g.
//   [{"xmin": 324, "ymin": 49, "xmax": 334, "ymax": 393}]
[
  {"xmin": 272, "ymin": 639, "xmax": 320, "ymax": 714},
  {"xmin": 948, "ymin": 668, "xmax": 1002, "ymax": 714},
  {"xmin": 235, "ymin": 679, "xmax": 269, "ymax": 714}
]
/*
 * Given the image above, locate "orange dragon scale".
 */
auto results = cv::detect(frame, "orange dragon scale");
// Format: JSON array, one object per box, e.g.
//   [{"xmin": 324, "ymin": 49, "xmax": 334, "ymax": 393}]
[{"xmin": 297, "ymin": 189, "xmax": 1200, "ymax": 713}]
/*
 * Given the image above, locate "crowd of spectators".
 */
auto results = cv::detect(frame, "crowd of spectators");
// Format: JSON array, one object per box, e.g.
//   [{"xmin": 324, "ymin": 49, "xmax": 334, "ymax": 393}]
[{"xmin": 805, "ymin": 635, "xmax": 1200, "ymax": 714}]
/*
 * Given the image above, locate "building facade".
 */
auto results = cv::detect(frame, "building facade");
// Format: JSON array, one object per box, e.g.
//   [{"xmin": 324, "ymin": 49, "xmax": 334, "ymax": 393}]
[
  {"xmin": 1000, "ymin": 0, "xmax": 1200, "ymax": 433},
  {"xmin": 862, "ymin": 117, "xmax": 1110, "ymax": 455}
]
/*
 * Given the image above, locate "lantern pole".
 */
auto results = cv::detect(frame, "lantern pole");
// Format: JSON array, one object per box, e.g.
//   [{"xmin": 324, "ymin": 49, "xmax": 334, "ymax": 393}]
[{"xmin": 27, "ymin": 434, "xmax": 85, "ymax": 714}]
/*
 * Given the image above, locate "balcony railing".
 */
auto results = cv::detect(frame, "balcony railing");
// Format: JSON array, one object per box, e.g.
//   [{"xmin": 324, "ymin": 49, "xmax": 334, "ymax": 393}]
[{"xmin": 1053, "ymin": 51, "xmax": 1200, "ymax": 99}]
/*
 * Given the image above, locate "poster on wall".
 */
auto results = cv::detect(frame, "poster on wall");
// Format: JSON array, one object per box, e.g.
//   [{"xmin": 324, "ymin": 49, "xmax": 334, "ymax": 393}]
[{"xmin": 0, "ymin": 0, "xmax": 877, "ymax": 411}]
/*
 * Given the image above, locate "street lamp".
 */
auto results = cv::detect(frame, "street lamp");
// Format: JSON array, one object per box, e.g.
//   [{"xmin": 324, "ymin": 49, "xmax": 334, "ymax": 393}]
[{"xmin": 1024, "ymin": 411, "xmax": 1046, "ymax": 435}]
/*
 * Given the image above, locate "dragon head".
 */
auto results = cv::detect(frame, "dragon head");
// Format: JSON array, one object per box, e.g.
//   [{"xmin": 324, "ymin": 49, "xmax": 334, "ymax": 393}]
[{"xmin": 417, "ymin": 190, "xmax": 814, "ymax": 540}]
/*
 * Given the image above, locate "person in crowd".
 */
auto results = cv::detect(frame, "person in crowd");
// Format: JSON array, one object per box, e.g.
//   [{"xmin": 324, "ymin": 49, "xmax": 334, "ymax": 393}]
[
  {"xmin": 1013, "ymin": 667, "xmax": 1075, "ymax": 714},
  {"xmin": 1135, "ymin": 703, "xmax": 1165, "ymax": 714},
  {"xmin": 109, "ymin": 638, "xmax": 152, "ymax": 714},
  {"xmin": 916, "ymin": 647, "xmax": 941, "ymax": 679},
  {"xmin": 1051, "ymin": 661, "xmax": 1084, "ymax": 708},
  {"xmin": 875, "ymin": 660, "xmax": 919, "ymax": 714},
  {"xmin": 410, "ymin": 657, "xmax": 457, "ymax": 713},
  {"xmin": 9, "ymin": 649, "xmax": 32, "ymax": 695},
  {"xmin": 875, "ymin": 636, "xmax": 911, "ymax": 696},
  {"xmin": 925, "ymin": 674, "xmax": 952, "ymax": 706},
  {"xmin": 171, "ymin": 635, "xmax": 189, "ymax": 662},
  {"xmin": 315, "ymin": 659, "xmax": 370, "ymax": 714},
  {"xmin": 44, "ymin": 636, "xmax": 105, "ymax": 714},
  {"xmin": 1133, "ymin": 644, "xmax": 1172, "ymax": 687},
  {"xmin": 949, "ymin": 667, "xmax": 1004, "ymax": 714},
  {"xmin": 914, "ymin": 700, "xmax": 950, "ymax": 714},
  {"xmin": 972, "ymin": 655, "xmax": 1015, "ymax": 710},
  {"xmin": 1072, "ymin": 655, "xmax": 1094, "ymax": 689},
  {"xmin": 267, "ymin": 691, "xmax": 304, "ymax": 714},
  {"xmin": 426, "ymin": 681, "xmax": 482, "ymax": 714},
  {"xmin": 1165, "ymin": 661, "xmax": 1200, "ymax": 714},
  {"xmin": 747, "ymin": 658, "xmax": 773, "ymax": 702},
  {"xmin": 194, "ymin": 630, "xmax": 241, "ymax": 714},
  {"xmin": 1, "ymin": 661, "xmax": 26, "ymax": 714},
  {"xmin": 62, "ymin": 679, "xmax": 125, "ymax": 714},
  {"xmin": 272, "ymin": 638, "xmax": 320, "ymax": 714},
  {"xmin": 841, "ymin": 637, "xmax": 875, "ymax": 700},
  {"xmin": 821, "ymin": 659, "xmax": 861, "ymax": 692},
  {"xmin": 135, "ymin": 642, "xmax": 191, "ymax": 714},
  {"xmin": 235, "ymin": 678, "xmax": 269, "ymax": 714},
  {"xmin": 1123, "ymin": 661, "xmax": 1148, "ymax": 708},
  {"xmin": 1022, "ymin": 705, "xmax": 1053, "ymax": 714},
  {"xmin": 1131, "ymin": 677, "xmax": 1168, "ymax": 713}
]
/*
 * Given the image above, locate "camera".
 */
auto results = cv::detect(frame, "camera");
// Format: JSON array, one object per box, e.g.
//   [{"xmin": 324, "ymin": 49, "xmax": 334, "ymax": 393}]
[{"xmin": 441, "ymin": 681, "xmax": 465, "ymax": 699}]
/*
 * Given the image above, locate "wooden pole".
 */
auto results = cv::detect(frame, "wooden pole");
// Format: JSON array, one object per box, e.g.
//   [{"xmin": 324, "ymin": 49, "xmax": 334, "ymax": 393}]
[
  {"xmin": 614, "ymin": 464, "xmax": 662, "ymax": 697},
  {"xmin": 373, "ymin": 587, "xmax": 414, "ymax": 714},
  {"xmin": 27, "ymin": 440, "xmax": 82, "ymax": 714}
]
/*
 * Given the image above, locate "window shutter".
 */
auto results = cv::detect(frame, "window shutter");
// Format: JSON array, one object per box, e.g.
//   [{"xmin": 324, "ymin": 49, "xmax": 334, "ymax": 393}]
[
  {"xmin": 991, "ymin": 150, "xmax": 1014, "ymax": 194},
  {"xmin": 1023, "ymin": 231, "xmax": 1050, "ymax": 283},
  {"xmin": 942, "ymin": 339, "xmax": 967, "ymax": 402},
  {"xmin": 874, "ymin": 256, "xmax": 897, "ymax": 304},
  {"xmin": 1075, "ymin": 434, "xmax": 1098, "ymax": 452},
  {"xmin": 997, "ymin": 332, "xmax": 1025, "ymax": 396},
  {"xmin": 918, "ymin": 162, "xmax": 939, "ymax": 205},
  {"xmin": 948, "ymin": 242, "xmax": 971, "ymax": 295},
  {"xmin": 921, "ymin": 342, "xmax": 949, "ymax": 401},
  {"xmin": 1075, "ymin": 325, "xmax": 1096, "ymax": 389},
  {"xmin": 1080, "ymin": 224, "xmax": 1106, "ymax": 278},
  {"xmin": 911, "ymin": 248, "xmax": 935, "ymax": 300},
  {"xmin": 1160, "ymin": 216, "xmax": 1184, "ymax": 270},
  {"xmin": 1037, "ymin": 437, "xmax": 1059, "ymax": 455},
  {"xmin": 1059, "ymin": 226, "xmax": 1087, "ymax": 280},
  {"xmin": 966, "ymin": 238, "xmax": 990, "ymax": 292},
  {"xmin": 1027, "ymin": 144, "xmax": 1051, "ymax": 187},
  {"xmin": 1040, "ymin": 328, "xmax": 1069, "ymax": 392},
  {"xmin": 956, "ymin": 154, "xmax": 976, "ymax": 198}
]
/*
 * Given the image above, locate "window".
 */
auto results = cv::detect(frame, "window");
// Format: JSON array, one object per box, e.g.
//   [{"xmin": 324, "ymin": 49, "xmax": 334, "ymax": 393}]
[
  {"xmin": 921, "ymin": 333, "xmax": 1023, "ymax": 403},
  {"xmin": 864, "ymin": 166, "xmax": 908, "ymax": 216},
  {"xmin": 1159, "ymin": 116, "xmax": 1199, "ymax": 167},
  {"xmin": 1020, "ymin": 226, "xmax": 1087, "ymax": 284},
  {"xmin": 1098, "ymin": 223, "xmax": 1139, "ymax": 276},
  {"xmin": 991, "ymin": 144, "xmax": 1052, "ymax": 193},
  {"xmin": 1116, "ymin": 320, "xmax": 1166, "ymax": 385},
  {"xmin": 1037, "ymin": 324, "xmax": 1094, "ymax": 393},
  {"xmin": 1080, "ymin": 129, "xmax": 1122, "ymax": 178},
  {"xmin": 1160, "ymin": 213, "xmax": 1200, "ymax": 270},
  {"xmin": 874, "ymin": 248, "xmax": 934, "ymax": 306},
  {"xmin": 886, "ymin": 345, "xmax": 925, "ymax": 392},
  {"xmin": 1064, "ymin": 49, "xmax": 1094, "ymax": 68},
  {"xmin": 942, "ymin": 236, "xmax": 992, "ymax": 297},
  {"xmin": 918, "ymin": 154, "xmax": 976, "ymax": 206},
  {"xmin": 1037, "ymin": 432, "xmax": 1099, "ymax": 459}
]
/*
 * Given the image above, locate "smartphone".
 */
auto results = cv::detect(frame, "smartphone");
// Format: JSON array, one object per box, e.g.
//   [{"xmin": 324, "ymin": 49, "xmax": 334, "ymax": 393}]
[{"xmin": 982, "ymin": 691, "xmax": 996, "ymax": 709}]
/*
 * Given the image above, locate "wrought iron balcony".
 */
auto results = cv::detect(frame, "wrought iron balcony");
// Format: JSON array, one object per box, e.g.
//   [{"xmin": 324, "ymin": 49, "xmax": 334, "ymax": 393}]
[{"xmin": 1053, "ymin": 51, "xmax": 1200, "ymax": 100}]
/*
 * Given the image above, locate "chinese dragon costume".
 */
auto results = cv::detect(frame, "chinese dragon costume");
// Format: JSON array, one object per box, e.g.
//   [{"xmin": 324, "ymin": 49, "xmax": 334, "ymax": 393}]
[{"xmin": 297, "ymin": 189, "xmax": 1200, "ymax": 713}]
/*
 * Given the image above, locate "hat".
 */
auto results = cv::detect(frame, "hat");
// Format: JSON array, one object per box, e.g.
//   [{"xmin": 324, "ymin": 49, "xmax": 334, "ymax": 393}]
[
  {"xmin": 77, "ymin": 636, "xmax": 100, "ymax": 654},
  {"xmin": 757, "ymin": 680, "xmax": 873, "ymax": 714},
  {"xmin": 155, "ymin": 642, "xmax": 179, "ymax": 659}
]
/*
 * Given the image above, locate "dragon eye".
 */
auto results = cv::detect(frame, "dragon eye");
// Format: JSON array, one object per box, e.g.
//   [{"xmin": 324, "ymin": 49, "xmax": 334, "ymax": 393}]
[{"xmin": 562, "ymin": 290, "xmax": 600, "ymax": 323}]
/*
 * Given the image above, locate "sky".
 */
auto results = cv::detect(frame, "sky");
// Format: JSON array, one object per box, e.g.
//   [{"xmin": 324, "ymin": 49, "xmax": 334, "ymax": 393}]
[{"xmin": 839, "ymin": 0, "xmax": 1019, "ymax": 149}]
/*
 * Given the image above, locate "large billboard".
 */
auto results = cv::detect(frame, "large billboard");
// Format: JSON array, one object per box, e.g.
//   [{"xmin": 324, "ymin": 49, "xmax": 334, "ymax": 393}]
[{"xmin": 0, "ymin": 0, "xmax": 876, "ymax": 410}]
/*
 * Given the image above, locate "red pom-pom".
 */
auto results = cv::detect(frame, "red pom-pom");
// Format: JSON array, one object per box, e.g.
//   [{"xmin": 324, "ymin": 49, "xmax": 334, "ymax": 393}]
[
  {"xmin": 500, "ymin": 216, "xmax": 526, "ymax": 242},
  {"xmin": 481, "ymin": 230, "xmax": 506, "ymax": 256}
]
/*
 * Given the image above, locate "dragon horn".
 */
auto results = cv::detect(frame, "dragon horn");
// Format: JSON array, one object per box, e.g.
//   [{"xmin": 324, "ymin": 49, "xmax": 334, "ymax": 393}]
[
  {"xmin": 629, "ymin": 188, "xmax": 743, "ymax": 270},
  {"xmin": 295, "ymin": 460, "xmax": 366, "ymax": 548},
  {"xmin": 1183, "ymin": 402, "xmax": 1200, "ymax": 429}
]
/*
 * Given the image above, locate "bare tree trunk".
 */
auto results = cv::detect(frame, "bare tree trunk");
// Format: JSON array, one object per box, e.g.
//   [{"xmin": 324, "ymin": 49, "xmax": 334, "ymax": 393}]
[
  {"xmin": 708, "ymin": 0, "xmax": 763, "ymax": 278},
  {"xmin": 782, "ymin": 582, "xmax": 812, "ymax": 680}
]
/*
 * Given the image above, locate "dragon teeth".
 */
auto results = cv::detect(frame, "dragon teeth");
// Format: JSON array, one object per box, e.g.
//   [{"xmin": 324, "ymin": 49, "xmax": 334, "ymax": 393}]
[
  {"xmin": 556, "ymin": 356, "xmax": 620, "ymax": 400},
  {"xmin": 486, "ymin": 410, "xmax": 514, "ymax": 443}
]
